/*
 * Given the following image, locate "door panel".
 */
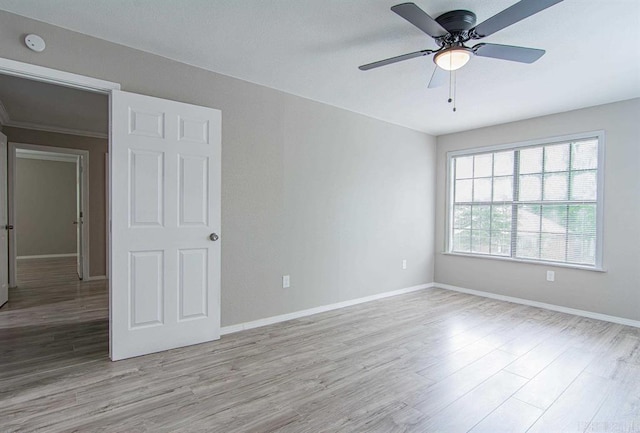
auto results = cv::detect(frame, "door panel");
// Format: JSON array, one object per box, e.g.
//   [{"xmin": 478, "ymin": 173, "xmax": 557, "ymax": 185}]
[
  {"xmin": 178, "ymin": 155, "xmax": 209, "ymax": 226},
  {"xmin": 76, "ymin": 157, "xmax": 83, "ymax": 280},
  {"xmin": 0, "ymin": 133, "xmax": 7, "ymax": 307},
  {"xmin": 111, "ymin": 90, "xmax": 221, "ymax": 360}
]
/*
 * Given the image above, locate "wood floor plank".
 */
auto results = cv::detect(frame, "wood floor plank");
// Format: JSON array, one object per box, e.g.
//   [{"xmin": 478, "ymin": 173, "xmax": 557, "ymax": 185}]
[
  {"xmin": 414, "ymin": 370, "xmax": 527, "ymax": 432},
  {"xmin": 526, "ymin": 371, "xmax": 613, "ymax": 433},
  {"xmin": 586, "ymin": 363, "xmax": 640, "ymax": 432},
  {"xmin": 468, "ymin": 396, "xmax": 543, "ymax": 433},
  {"xmin": 513, "ymin": 346, "xmax": 596, "ymax": 410}
]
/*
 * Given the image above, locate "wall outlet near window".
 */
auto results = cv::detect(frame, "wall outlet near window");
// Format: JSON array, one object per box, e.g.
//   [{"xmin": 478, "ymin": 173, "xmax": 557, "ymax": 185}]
[
  {"xmin": 282, "ymin": 275, "xmax": 290, "ymax": 288},
  {"xmin": 546, "ymin": 271, "xmax": 555, "ymax": 282},
  {"xmin": 402, "ymin": 259, "xmax": 407, "ymax": 270}
]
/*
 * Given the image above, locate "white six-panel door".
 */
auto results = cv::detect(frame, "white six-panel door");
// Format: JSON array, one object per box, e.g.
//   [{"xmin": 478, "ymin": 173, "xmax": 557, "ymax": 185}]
[
  {"xmin": 110, "ymin": 90, "xmax": 221, "ymax": 360},
  {"xmin": 0, "ymin": 132, "xmax": 8, "ymax": 308}
]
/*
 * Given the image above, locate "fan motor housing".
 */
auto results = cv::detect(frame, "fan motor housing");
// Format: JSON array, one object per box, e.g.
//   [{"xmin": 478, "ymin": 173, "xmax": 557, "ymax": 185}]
[{"xmin": 436, "ymin": 10, "xmax": 477, "ymax": 33}]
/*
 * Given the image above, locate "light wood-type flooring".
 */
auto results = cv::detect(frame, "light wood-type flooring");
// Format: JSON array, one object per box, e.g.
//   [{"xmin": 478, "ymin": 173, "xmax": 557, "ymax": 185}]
[
  {"xmin": 1, "ymin": 277, "xmax": 639, "ymax": 432},
  {"xmin": 16, "ymin": 256, "xmax": 80, "ymax": 286}
]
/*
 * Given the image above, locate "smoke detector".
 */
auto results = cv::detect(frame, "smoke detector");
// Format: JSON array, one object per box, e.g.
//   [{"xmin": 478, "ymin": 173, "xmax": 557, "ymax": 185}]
[{"xmin": 25, "ymin": 34, "xmax": 46, "ymax": 53}]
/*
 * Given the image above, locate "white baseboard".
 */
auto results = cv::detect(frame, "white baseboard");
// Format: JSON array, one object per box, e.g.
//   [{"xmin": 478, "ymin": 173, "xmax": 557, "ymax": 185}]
[
  {"xmin": 220, "ymin": 283, "xmax": 435, "ymax": 335},
  {"xmin": 435, "ymin": 282, "xmax": 640, "ymax": 329},
  {"xmin": 17, "ymin": 253, "xmax": 77, "ymax": 259},
  {"xmin": 85, "ymin": 275, "xmax": 107, "ymax": 281}
]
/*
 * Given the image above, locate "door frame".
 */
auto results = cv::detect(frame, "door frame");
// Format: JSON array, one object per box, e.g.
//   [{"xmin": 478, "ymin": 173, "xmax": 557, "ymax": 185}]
[
  {"xmin": 8, "ymin": 143, "xmax": 90, "ymax": 284},
  {"xmin": 0, "ymin": 57, "xmax": 120, "ymax": 358}
]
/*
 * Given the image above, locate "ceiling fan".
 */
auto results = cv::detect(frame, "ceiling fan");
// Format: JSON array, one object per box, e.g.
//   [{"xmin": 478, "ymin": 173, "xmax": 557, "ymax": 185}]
[{"xmin": 359, "ymin": 0, "xmax": 564, "ymax": 88}]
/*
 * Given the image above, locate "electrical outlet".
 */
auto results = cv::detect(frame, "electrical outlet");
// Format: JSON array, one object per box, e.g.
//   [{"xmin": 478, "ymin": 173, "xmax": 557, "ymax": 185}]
[
  {"xmin": 402, "ymin": 259, "xmax": 407, "ymax": 270},
  {"xmin": 546, "ymin": 270, "xmax": 555, "ymax": 282},
  {"xmin": 282, "ymin": 275, "xmax": 290, "ymax": 288}
]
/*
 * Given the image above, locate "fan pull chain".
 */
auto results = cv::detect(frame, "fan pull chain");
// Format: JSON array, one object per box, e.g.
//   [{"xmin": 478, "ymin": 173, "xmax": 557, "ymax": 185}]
[
  {"xmin": 448, "ymin": 68, "xmax": 452, "ymax": 104},
  {"xmin": 453, "ymin": 70, "xmax": 457, "ymax": 112},
  {"xmin": 447, "ymin": 69, "xmax": 457, "ymax": 112}
]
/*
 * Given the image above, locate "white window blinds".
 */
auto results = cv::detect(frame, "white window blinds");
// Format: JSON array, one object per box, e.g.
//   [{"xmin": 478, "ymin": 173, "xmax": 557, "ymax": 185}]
[{"xmin": 449, "ymin": 134, "xmax": 603, "ymax": 268}]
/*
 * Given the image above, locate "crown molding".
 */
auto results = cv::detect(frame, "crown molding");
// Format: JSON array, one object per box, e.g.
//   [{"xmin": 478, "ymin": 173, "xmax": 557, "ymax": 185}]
[
  {"xmin": 16, "ymin": 148, "xmax": 79, "ymax": 163},
  {"xmin": 3, "ymin": 120, "xmax": 107, "ymax": 139}
]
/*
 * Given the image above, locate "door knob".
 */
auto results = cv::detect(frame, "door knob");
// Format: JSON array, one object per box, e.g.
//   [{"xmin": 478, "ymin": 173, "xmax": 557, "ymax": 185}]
[
  {"xmin": 209, "ymin": 233, "xmax": 219, "ymax": 241},
  {"xmin": 5, "ymin": 225, "xmax": 13, "ymax": 230}
]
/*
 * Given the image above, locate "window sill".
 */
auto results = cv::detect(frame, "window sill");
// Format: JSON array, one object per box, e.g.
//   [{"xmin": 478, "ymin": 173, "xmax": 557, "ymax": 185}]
[{"xmin": 440, "ymin": 251, "xmax": 606, "ymax": 273}]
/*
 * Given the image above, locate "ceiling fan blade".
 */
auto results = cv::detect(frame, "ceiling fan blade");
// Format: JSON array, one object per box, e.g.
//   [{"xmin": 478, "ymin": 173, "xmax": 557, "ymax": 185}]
[
  {"xmin": 359, "ymin": 49, "xmax": 435, "ymax": 71},
  {"xmin": 391, "ymin": 3, "xmax": 449, "ymax": 38},
  {"xmin": 473, "ymin": 43, "xmax": 545, "ymax": 63},
  {"xmin": 428, "ymin": 66, "xmax": 447, "ymax": 88},
  {"xmin": 471, "ymin": 0, "xmax": 563, "ymax": 38}
]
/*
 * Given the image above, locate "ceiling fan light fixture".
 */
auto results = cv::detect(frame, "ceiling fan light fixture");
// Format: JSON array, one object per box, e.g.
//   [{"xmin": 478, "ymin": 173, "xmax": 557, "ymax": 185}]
[{"xmin": 434, "ymin": 47, "xmax": 472, "ymax": 71}]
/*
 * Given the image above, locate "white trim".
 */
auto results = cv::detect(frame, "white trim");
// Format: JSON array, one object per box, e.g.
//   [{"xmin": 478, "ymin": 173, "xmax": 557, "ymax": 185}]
[
  {"xmin": 446, "ymin": 130, "xmax": 606, "ymax": 157},
  {"xmin": 445, "ymin": 130, "xmax": 605, "ymax": 269},
  {"xmin": 16, "ymin": 148, "xmax": 79, "ymax": 163},
  {"xmin": 220, "ymin": 283, "xmax": 434, "ymax": 335},
  {"xmin": 17, "ymin": 253, "xmax": 77, "ymax": 259},
  {"xmin": 4, "ymin": 120, "xmax": 107, "ymax": 139},
  {"xmin": 8, "ymin": 142, "xmax": 90, "ymax": 286},
  {"xmin": 0, "ymin": 99, "xmax": 9, "ymax": 125},
  {"xmin": 440, "ymin": 251, "xmax": 606, "ymax": 272},
  {"xmin": 435, "ymin": 282, "xmax": 640, "ymax": 329},
  {"xmin": 0, "ymin": 58, "xmax": 120, "ymax": 93},
  {"xmin": 86, "ymin": 275, "xmax": 107, "ymax": 281}
]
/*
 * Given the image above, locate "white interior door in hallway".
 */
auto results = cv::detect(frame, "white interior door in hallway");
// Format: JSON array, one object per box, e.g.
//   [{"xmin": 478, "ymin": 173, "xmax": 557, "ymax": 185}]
[
  {"xmin": 0, "ymin": 132, "xmax": 8, "ymax": 307},
  {"xmin": 110, "ymin": 90, "xmax": 221, "ymax": 360}
]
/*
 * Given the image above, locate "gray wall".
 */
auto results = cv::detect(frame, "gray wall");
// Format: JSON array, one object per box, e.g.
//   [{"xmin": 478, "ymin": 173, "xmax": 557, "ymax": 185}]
[
  {"xmin": 0, "ymin": 11, "xmax": 436, "ymax": 326},
  {"xmin": 15, "ymin": 157, "xmax": 76, "ymax": 257},
  {"xmin": 435, "ymin": 99, "xmax": 640, "ymax": 321},
  {"xmin": 5, "ymin": 127, "xmax": 109, "ymax": 277}
]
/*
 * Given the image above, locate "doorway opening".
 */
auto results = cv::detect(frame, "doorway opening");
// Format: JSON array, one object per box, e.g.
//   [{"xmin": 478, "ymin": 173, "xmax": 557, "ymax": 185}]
[
  {"xmin": 10, "ymin": 145, "xmax": 89, "ymax": 286},
  {"xmin": 0, "ymin": 62, "xmax": 113, "ymax": 363}
]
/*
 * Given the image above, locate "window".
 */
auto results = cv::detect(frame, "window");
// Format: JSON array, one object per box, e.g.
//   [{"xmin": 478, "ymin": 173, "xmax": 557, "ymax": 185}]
[{"xmin": 447, "ymin": 132, "xmax": 604, "ymax": 269}]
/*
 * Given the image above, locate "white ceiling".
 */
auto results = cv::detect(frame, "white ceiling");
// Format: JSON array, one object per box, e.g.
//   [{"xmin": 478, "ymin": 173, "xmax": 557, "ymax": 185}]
[
  {"xmin": 0, "ymin": 74, "xmax": 108, "ymax": 136},
  {"xmin": 0, "ymin": 0, "xmax": 638, "ymax": 135}
]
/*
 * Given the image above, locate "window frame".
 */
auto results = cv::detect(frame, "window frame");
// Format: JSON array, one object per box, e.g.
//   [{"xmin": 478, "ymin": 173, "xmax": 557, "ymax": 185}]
[{"xmin": 445, "ymin": 130, "xmax": 605, "ymax": 271}]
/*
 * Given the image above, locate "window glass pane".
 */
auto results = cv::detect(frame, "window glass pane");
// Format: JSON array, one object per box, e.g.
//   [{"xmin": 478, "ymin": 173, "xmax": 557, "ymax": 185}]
[
  {"xmin": 494, "ymin": 151, "xmax": 514, "ymax": 176},
  {"xmin": 455, "ymin": 156, "xmax": 474, "ymax": 179},
  {"xmin": 543, "ymin": 172, "xmax": 568, "ymax": 201},
  {"xmin": 516, "ymin": 232, "xmax": 540, "ymax": 259},
  {"xmin": 567, "ymin": 235, "xmax": 596, "ymax": 264},
  {"xmin": 472, "ymin": 205, "xmax": 491, "ymax": 230},
  {"xmin": 517, "ymin": 204, "xmax": 541, "ymax": 232},
  {"xmin": 544, "ymin": 144, "xmax": 569, "ymax": 172},
  {"xmin": 519, "ymin": 174, "xmax": 542, "ymax": 201},
  {"xmin": 491, "ymin": 231, "xmax": 511, "ymax": 256},
  {"xmin": 453, "ymin": 205, "xmax": 471, "ymax": 229},
  {"xmin": 474, "ymin": 154, "xmax": 493, "ymax": 178},
  {"xmin": 541, "ymin": 205, "xmax": 567, "ymax": 234},
  {"xmin": 471, "ymin": 230, "xmax": 490, "ymax": 253},
  {"xmin": 541, "ymin": 233, "xmax": 567, "ymax": 262},
  {"xmin": 453, "ymin": 229, "xmax": 471, "ymax": 252},
  {"xmin": 570, "ymin": 171, "xmax": 597, "ymax": 201},
  {"xmin": 493, "ymin": 176, "xmax": 513, "ymax": 201},
  {"xmin": 572, "ymin": 140, "xmax": 598, "ymax": 170},
  {"xmin": 473, "ymin": 178, "xmax": 492, "ymax": 202},
  {"xmin": 568, "ymin": 205, "xmax": 596, "ymax": 237},
  {"xmin": 519, "ymin": 147, "xmax": 543, "ymax": 174},
  {"xmin": 491, "ymin": 205, "xmax": 512, "ymax": 232},
  {"xmin": 455, "ymin": 179, "xmax": 472, "ymax": 202}
]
